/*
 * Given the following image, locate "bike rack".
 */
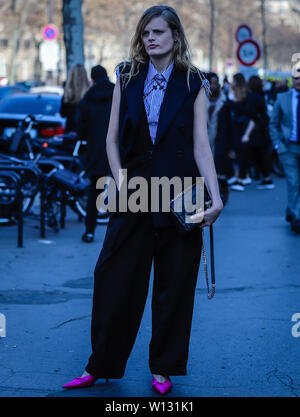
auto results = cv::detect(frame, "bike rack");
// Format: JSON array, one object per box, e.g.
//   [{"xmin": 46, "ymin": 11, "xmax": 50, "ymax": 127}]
[
  {"xmin": 0, "ymin": 163, "xmax": 45, "ymax": 246},
  {"xmin": 0, "ymin": 170, "xmax": 23, "ymax": 247}
]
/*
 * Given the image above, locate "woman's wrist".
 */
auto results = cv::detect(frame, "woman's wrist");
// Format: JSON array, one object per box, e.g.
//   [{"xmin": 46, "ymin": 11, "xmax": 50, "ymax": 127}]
[{"xmin": 211, "ymin": 198, "xmax": 223, "ymax": 210}]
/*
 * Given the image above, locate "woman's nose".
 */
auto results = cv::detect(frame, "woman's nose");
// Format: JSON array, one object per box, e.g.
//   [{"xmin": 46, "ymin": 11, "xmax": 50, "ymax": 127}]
[{"xmin": 148, "ymin": 32, "xmax": 155, "ymax": 41}]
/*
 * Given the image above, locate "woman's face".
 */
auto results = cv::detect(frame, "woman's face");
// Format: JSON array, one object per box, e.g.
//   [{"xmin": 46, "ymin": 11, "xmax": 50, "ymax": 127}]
[{"xmin": 141, "ymin": 16, "xmax": 176, "ymax": 59}]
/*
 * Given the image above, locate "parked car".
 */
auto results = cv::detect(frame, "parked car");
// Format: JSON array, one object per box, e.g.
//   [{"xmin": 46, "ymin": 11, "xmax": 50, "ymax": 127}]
[
  {"xmin": 0, "ymin": 86, "xmax": 28, "ymax": 102},
  {"xmin": 0, "ymin": 93, "xmax": 65, "ymax": 140},
  {"xmin": 30, "ymin": 85, "xmax": 64, "ymax": 96},
  {"xmin": 14, "ymin": 80, "xmax": 45, "ymax": 91}
]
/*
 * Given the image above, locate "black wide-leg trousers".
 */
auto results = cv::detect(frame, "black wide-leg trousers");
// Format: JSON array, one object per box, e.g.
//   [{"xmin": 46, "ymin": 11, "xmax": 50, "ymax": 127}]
[{"xmin": 85, "ymin": 212, "xmax": 203, "ymax": 379}]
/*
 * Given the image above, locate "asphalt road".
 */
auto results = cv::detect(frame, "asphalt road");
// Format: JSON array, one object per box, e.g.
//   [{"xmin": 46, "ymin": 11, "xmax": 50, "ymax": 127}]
[{"xmin": 0, "ymin": 176, "xmax": 300, "ymax": 397}]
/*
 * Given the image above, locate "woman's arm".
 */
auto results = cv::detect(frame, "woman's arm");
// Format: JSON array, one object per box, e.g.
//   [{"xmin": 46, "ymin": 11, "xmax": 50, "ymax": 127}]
[
  {"xmin": 106, "ymin": 77, "xmax": 124, "ymax": 190},
  {"xmin": 191, "ymin": 87, "xmax": 223, "ymax": 225},
  {"xmin": 241, "ymin": 120, "xmax": 255, "ymax": 143}
]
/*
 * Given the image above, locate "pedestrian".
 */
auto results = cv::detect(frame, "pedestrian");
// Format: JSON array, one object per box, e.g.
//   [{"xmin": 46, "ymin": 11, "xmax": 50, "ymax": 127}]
[
  {"xmin": 206, "ymin": 72, "xmax": 227, "ymax": 154},
  {"xmin": 206, "ymin": 72, "xmax": 231, "ymax": 204},
  {"xmin": 75, "ymin": 65, "xmax": 114, "ymax": 243},
  {"xmin": 60, "ymin": 64, "xmax": 90, "ymax": 134},
  {"xmin": 246, "ymin": 75, "xmax": 274, "ymax": 189},
  {"xmin": 269, "ymin": 72, "xmax": 300, "ymax": 233},
  {"xmin": 227, "ymin": 73, "xmax": 255, "ymax": 191},
  {"xmin": 62, "ymin": 4, "xmax": 223, "ymax": 395},
  {"xmin": 222, "ymin": 75, "xmax": 230, "ymax": 99}
]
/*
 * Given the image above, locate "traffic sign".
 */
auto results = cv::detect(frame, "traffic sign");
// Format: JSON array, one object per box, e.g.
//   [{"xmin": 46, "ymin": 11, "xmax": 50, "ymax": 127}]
[
  {"xmin": 42, "ymin": 24, "xmax": 59, "ymax": 41},
  {"xmin": 236, "ymin": 39, "xmax": 261, "ymax": 66},
  {"xmin": 39, "ymin": 40, "xmax": 60, "ymax": 71},
  {"xmin": 235, "ymin": 24, "xmax": 253, "ymax": 43}
]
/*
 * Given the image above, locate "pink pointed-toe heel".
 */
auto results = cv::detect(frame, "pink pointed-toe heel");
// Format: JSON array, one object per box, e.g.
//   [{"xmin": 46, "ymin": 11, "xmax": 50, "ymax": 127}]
[
  {"xmin": 62, "ymin": 374, "xmax": 98, "ymax": 389},
  {"xmin": 151, "ymin": 376, "xmax": 172, "ymax": 395}
]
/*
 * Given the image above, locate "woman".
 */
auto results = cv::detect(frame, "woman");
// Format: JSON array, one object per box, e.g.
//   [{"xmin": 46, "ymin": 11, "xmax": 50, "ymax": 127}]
[
  {"xmin": 60, "ymin": 63, "xmax": 90, "ymax": 134},
  {"xmin": 227, "ymin": 73, "xmax": 255, "ymax": 191},
  {"xmin": 247, "ymin": 75, "xmax": 274, "ymax": 189},
  {"xmin": 62, "ymin": 5, "xmax": 223, "ymax": 395}
]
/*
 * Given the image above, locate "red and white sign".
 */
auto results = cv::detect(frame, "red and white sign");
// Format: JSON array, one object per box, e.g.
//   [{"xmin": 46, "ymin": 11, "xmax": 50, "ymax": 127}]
[
  {"xmin": 42, "ymin": 24, "xmax": 59, "ymax": 41},
  {"xmin": 235, "ymin": 24, "xmax": 253, "ymax": 43},
  {"xmin": 236, "ymin": 39, "xmax": 261, "ymax": 66}
]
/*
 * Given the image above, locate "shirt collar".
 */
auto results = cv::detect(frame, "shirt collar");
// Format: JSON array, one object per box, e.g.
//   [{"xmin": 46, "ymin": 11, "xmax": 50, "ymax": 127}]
[
  {"xmin": 293, "ymin": 88, "xmax": 300, "ymax": 97},
  {"xmin": 147, "ymin": 59, "xmax": 174, "ymax": 83}
]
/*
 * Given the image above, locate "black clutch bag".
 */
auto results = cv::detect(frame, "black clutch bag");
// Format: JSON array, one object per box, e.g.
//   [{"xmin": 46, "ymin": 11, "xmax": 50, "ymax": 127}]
[{"xmin": 170, "ymin": 180, "xmax": 215, "ymax": 299}]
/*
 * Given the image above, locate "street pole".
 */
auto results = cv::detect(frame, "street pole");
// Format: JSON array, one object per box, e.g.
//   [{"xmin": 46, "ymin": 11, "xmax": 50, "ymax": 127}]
[
  {"xmin": 209, "ymin": 0, "xmax": 215, "ymax": 71},
  {"xmin": 261, "ymin": 0, "xmax": 268, "ymax": 77},
  {"xmin": 48, "ymin": 0, "xmax": 54, "ymax": 23}
]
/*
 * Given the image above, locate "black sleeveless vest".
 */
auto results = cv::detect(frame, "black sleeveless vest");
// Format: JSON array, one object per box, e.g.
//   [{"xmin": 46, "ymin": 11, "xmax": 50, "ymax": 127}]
[{"xmin": 118, "ymin": 62, "xmax": 206, "ymax": 228}]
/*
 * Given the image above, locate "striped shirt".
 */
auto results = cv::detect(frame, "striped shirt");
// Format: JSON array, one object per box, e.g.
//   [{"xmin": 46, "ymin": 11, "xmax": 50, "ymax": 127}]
[
  {"xmin": 116, "ymin": 60, "xmax": 174, "ymax": 144},
  {"xmin": 143, "ymin": 60, "xmax": 174, "ymax": 144},
  {"xmin": 116, "ymin": 60, "xmax": 209, "ymax": 144}
]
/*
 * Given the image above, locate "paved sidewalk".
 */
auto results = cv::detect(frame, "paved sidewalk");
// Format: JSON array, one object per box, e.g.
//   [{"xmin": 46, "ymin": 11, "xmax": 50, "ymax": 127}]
[{"xmin": 0, "ymin": 176, "xmax": 300, "ymax": 397}]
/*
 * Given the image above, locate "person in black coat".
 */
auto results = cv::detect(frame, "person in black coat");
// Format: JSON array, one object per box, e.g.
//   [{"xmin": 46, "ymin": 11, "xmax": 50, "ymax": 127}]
[
  {"xmin": 75, "ymin": 65, "xmax": 114, "ymax": 242},
  {"xmin": 246, "ymin": 75, "xmax": 274, "ymax": 189},
  {"xmin": 60, "ymin": 64, "xmax": 90, "ymax": 133}
]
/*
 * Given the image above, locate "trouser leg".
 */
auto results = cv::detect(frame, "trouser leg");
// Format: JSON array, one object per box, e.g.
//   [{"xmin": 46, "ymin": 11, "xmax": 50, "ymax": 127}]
[
  {"xmin": 279, "ymin": 147, "xmax": 300, "ymax": 219},
  {"xmin": 238, "ymin": 142, "xmax": 250, "ymax": 179},
  {"xmin": 85, "ymin": 177, "xmax": 98, "ymax": 234},
  {"xmin": 85, "ymin": 213, "xmax": 154, "ymax": 378},
  {"xmin": 255, "ymin": 146, "xmax": 271, "ymax": 178},
  {"xmin": 149, "ymin": 226, "xmax": 203, "ymax": 376}
]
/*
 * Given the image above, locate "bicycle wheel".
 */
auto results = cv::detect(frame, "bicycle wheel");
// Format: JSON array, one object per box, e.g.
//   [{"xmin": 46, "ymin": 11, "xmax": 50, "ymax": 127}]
[{"xmin": 69, "ymin": 193, "xmax": 110, "ymax": 224}]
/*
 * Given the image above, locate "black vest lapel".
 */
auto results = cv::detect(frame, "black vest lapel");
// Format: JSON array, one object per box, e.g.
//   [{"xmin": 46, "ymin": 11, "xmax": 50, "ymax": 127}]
[
  {"xmin": 124, "ymin": 63, "xmax": 189, "ymax": 146},
  {"xmin": 155, "ymin": 67, "xmax": 189, "ymax": 145},
  {"xmin": 125, "ymin": 64, "xmax": 148, "ymax": 128}
]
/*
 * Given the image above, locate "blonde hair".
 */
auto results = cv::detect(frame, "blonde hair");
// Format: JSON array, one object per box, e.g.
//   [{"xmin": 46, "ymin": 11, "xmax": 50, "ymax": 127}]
[
  {"xmin": 117, "ymin": 5, "xmax": 209, "ymax": 93},
  {"xmin": 63, "ymin": 64, "xmax": 90, "ymax": 104}
]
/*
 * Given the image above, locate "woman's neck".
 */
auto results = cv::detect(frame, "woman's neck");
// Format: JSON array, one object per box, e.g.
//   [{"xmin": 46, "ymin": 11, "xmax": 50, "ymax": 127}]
[{"xmin": 150, "ymin": 54, "xmax": 173, "ymax": 74}]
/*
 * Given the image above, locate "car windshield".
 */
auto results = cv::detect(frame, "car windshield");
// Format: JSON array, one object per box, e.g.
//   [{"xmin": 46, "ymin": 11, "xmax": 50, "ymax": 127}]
[{"xmin": 0, "ymin": 95, "xmax": 61, "ymax": 116}]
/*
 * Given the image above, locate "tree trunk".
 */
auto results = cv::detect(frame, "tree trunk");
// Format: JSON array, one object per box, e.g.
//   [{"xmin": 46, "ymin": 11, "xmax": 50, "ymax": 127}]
[
  {"xmin": 209, "ymin": 0, "xmax": 215, "ymax": 71},
  {"xmin": 8, "ymin": 0, "xmax": 31, "ymax": 84},
  {"xmin": 261, "ymin": 0, "xmax": 268, "ymax": 75},
  {"xmin": 62, "ymin": 0, "xmax": 85, "ymax": 75}
]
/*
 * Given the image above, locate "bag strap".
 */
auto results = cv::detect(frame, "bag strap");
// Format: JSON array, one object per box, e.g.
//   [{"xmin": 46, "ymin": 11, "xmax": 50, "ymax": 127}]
[{"xmin": 201, "ymin": 225, "xmax": 215, "ymax": 299}]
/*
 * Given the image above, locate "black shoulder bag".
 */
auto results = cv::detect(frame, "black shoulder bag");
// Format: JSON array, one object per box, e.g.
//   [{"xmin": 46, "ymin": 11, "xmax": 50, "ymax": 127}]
[{"xmin": 170, "ymin": 182, "xmax": 215, "ymax": 299}]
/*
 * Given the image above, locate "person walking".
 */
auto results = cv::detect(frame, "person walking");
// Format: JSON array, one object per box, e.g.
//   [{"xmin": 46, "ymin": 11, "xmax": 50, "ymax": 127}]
[
  {"xmin": 206, "ymin": 71, "xmax": 231, "ymax": 205},
  {"xmin": 269, "ymin": 73, "xmax": 300, "ymax": 233},
  {"xmin": 62, "ymin": 5, "xmax": 223, "ymax": 395},
  {"xmin": 227, "ymin": 73, "xmax": 255, "ymax": 191},
  {"xmin": 246, "ymin": 75, "xmax": 274, "ymax": 190},
  {"xmin": 206, "ymin": 72, "xmax": 227, "ymax": 154},
  {"xmin": 60, "ymin": 64, "xmax": 90, "ymax": 134},
  {"xmin": 75, "ymin": 65, "xmax": 114, "ymax": 243}
]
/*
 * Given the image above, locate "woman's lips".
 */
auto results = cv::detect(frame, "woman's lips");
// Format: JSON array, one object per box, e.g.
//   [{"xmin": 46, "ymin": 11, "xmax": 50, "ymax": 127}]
[{"xmin": 149, "ymin": 45, "xmax": 158, "ymax": 49}]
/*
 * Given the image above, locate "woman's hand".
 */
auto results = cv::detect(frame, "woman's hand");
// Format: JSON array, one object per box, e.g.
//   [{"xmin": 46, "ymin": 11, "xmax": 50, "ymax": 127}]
[
  {"xmin": 190, "ymin": 201, "xmax": 223, "ymax": 227},
  {"xmin": 241, "ymin": 133, "xmax": 250, "ymax": 143}
]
